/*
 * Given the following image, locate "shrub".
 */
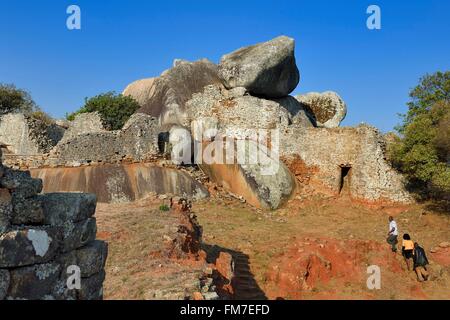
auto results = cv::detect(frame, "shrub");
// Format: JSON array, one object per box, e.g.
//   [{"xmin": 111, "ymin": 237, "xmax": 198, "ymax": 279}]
[
  {"xmin": 66, "ymin": 92, "xmax": 140, "ymax": 130},
  {"xmin": 0, "ymin": 83, "xmax": 37, "ymax": 115},
  {"xmin": 159, "ymin": 204, "xmax": 170, "ymax": 212},
  {"xmin": 29, "ymin": 110, "xmax": 53, "ymax": 126}
]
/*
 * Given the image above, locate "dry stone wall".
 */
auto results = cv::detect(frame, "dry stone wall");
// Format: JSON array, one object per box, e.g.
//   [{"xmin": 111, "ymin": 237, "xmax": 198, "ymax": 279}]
[
  {"xmin": 50, "ymin": 113, "xmax": 160, "ymax": 165},
  {"xmin": 0, "ymin": 113, "xmax": 66, "ymax": 156},
  {"xmin": 0, "ymin": 157, "xmax": 107, "ymax": 300},
  {"xmin": 281, "ymin": 125, "xmax": 412, "ymax": 203},
  {"xmin": 58, "ymin": 112, "xmax": 106, "ymax": 144}
]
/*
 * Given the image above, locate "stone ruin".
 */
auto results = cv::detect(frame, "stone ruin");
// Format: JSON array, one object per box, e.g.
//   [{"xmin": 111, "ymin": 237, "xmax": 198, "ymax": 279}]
[
  {"xmin": 121, "ymin": 35, "xmax": 413, "ymax": 206},
  {"xmin": 0, "ymin": 35, "xmax": 413, "ymax": 209},
  {"xmin": 0, "ymin": 152, "xmax": 107, "ymax": 300},
  {"xmin": 0, "ymin": 113, "xmax": 65, "ymax": 156}
]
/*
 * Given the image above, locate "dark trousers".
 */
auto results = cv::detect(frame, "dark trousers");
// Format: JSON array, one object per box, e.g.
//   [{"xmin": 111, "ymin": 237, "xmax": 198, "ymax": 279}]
[{"xmin": 387, "ymin": 235, "xmax": 398, "ymax": 252}]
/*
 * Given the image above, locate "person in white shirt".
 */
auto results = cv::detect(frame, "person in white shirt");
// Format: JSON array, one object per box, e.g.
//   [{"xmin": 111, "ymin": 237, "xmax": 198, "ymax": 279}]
[{"xmin": 386, "ymin": 216, "xmax": 399, "ymax": 252}]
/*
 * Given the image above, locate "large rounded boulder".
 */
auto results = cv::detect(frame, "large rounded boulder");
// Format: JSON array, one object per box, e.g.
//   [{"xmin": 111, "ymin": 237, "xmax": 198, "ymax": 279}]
[
  {"xmin": 218, "ymin": 36, "xmax": 300, "ymax": 98},
  {"xmin": 295, "ymin": 91, "xmax": 347, "ymax": 128},
  {"xmin": 123, "ymin": 59, "xmax": 222, "ymax": 126}
]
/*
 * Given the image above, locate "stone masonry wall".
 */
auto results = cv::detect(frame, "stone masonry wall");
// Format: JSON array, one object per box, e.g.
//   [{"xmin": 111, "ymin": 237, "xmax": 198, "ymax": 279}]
[
  {"xmin": 0, "ymin": 113, "xmax": 65, "ymax": 156},
  {"xmin": 49, "ymin": 113, "xmax": 160, "ymax": 166},
  {"xmin": 281, "ymin": 124, "xmax": 413, "ymax": 203},
  {"xmin": 58, "ymin": 112, "xmax": 106, "ymax": 144},
  {"xmin": 0, "ymin": 113, "xmax": 40, "ymax": 155},
  {"xmin": 0, "ymin": 156, "xmax": 108, "ymax": 300}
]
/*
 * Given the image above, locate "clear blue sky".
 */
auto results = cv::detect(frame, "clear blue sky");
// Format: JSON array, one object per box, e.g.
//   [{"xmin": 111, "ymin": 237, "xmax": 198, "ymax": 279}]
[{"xmin": 1, "ymin": 0, "xmax": 449, "ymax": 132}]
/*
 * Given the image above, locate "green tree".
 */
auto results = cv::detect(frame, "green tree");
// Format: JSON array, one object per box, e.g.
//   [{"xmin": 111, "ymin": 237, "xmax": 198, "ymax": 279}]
[
  {"xmin": 389, "ymin": 71, "xmax": 450, "ymax": 198},
  {"xmin": 0, "ymin": 83, "xmax": 37, "ymax": 115},
  {"xmin": 398, "ymin": 71, "xmax": 450, "ymax": 132},
  {"xmin": 66, "ymin": 92, "xmax": 140, "ymax": 130}
]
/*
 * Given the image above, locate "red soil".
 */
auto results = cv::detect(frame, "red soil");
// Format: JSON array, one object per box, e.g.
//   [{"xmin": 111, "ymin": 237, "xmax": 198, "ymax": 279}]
[{"xmin": 265, "ymin": 237, "xmax": 403, "ymax": 300}]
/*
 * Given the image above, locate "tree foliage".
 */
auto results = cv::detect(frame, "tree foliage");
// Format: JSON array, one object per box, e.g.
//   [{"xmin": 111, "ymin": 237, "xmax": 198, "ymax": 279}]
[
  {"xmin": 0, "ymin": 83, "xmax": 37, "ymax": 115},
  {"xmin": 389, "ymin": 71, "xmax": 450, "ymax": 198},
  {"xmin": 66, "ymin": 92, "xmax": 140, "ymax": 130}
]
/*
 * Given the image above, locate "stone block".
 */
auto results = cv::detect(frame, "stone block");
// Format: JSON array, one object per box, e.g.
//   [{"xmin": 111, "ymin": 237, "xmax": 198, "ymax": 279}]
[
  {"xmin": 0, "ymin": 169, "xmax": 42, "ymax": 199},
  {"xmin": 75, "ymin": 240, "xmax": 108, "ymax": 277},
  {"xmin": 0, "ymin": 188, "xmax": 12, "ymax": 234},
  {"xmin": 41, "ymin": 193, "xmax": 96, "ymax": 226},
  {"xmin": 0, "ymin": 269, "xmax": 10, "ymax": 300},
  {"xmin": 0, "ymin": 228, "xmax": 61, "ymax": 268},
  {"xmin": 7, "ymin": 263, "xmax": 61, "ymax": 300},
  {"xmin": 79, "ymin": 270, "xmax": 105, "ymax": 300},
  {"xmin": 61, "ymin": 218, "xmax": 97, "ymax": 252},
  {"xmin": 11, "ymin": 195, "xmax": 44, "ymax": 225}
]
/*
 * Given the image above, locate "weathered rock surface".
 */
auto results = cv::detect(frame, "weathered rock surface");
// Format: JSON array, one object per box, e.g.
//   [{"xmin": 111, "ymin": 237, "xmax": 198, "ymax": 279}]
[
  {"xmin": 296, "ymin": 91, "xmax": 347, "ymax": 128},
  {"xmin": 7, "ymin": 263, "xmax": 62, "ymax": 300},
  {"xmin": 240, "ymin": 142, "xmax": 295, "ymax": 209},
  {"xmin": 123, "ymin": 59, "xmax": 222, "ymax": 126},
  {"xmin": 0, "ymin": 113, "xmax": 65, "ymax": 156},
  {"xmin": 182, "ymin": 85, "xmax": 302, "ymax": 209},
  {"xmin": 0, "ymin": 169, "xmax": 42, "ymax": 199},
  {"xmin": 0, "ymin": 188, "xmax": 12, "ymax": 234},
  {"xmin": 218, "ymin": 36, "xmax": 300, "ymax": 98},
  {"xmin": 75, "ymin": 240, "xmax": 108, "ymax": 277},
  {"xmin": 78, "ymin": 270, "xmax": 105, "ymax": 300},
  {"xmin": 11, "ymin": 195, "xmax": 44, "ymax": 225},
  {"xmin": 59, "ymin": 112, "xmax": 106, "ymax": 144},
  {"xmin": 0, "ymin": 228, "xmax": 61, "ymax": 268},
  {"xmin": 185, "ymin": 84, "xmax": 314, "ymax": 140},
  {"xmin": 31, "ymin": 163, "xmax": 209, "ymax": 203},
  {"xmin": 122, "ymin": 78, "xmax": 157, "ymax": 107},
  {"xmin": 0, "ymin": 269, "xmax": 10, "ymax": 299},
  {"xmin": 41, "ymin": 193, "xmax": 96, "ymax": 226},
  {"xmin": 200, "ymin": 141, "xmax": 295, "ymax": 210},
  {"xmin": 61, "ymin": 218, "xmax": 97, "ymax": 253}
]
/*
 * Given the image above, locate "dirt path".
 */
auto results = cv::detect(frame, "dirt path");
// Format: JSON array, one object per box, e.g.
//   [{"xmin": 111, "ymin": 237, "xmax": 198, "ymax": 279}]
[
  {"xmin": 95, "ymin": 195, "xmax": 450, "ymax": 300},
  {"xmin": 195, "ymin": 196, "xmax": 450, "ymax": 300}
]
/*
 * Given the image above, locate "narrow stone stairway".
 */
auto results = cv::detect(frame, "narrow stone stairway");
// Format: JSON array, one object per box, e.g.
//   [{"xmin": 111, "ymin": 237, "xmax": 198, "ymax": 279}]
[{"xmin": 231, "ymin": 253, "xmax": 267, "ymax": 300}]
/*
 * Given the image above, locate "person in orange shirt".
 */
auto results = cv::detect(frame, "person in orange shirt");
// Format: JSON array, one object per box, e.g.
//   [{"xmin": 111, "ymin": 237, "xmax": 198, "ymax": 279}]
[{"xmin": 402, "ymin": 233, "xmax": 414, "ymax": 271}]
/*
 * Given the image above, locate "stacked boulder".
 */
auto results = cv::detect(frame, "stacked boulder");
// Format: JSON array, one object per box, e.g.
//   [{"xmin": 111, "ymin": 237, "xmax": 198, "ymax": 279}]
[
  {"xmin": 218, "ymin": 36, "xmax": 300, "ymax": 98},
  {"xmin": 187, "ymin": 36, "xmax": 310, "ymax": 209},
  {"xmin": 0, "ymin": 156, "xmax": 107, "ymax": 300},
  {"xmin": 295, "ymin": 91, "xmax": 347, "ymax": 128},
  {"xmin": 124, "ymin": 35, "xmax": 312, "ymax": 209},
  {"xmin": 123, "ymin": 58, "xmax": 222, "ymax": 126}
]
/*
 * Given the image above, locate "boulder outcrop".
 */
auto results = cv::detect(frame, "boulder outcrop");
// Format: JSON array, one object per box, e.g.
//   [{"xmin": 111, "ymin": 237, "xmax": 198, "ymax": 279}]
[
  {"xmin": 184, "ymin": 84, "xmax": 314, "ymax": 137},
  {"xmin": 218, "ymin": 36, "xmax": 300, "ymax": 98},
  {"xmin": 296, "ymin": 91, "xmax": 347, "ymax": 128},
  {"xmin": 2, "ymin": 35, "xmax": 412, "ymax": 210},
  {"xmin": 123, "ymin": 59, "xmax": 222, "ymax": 126},
  {"xmin": 30, "ymin": 163, "xmax": 209, "ymax": 203}
]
